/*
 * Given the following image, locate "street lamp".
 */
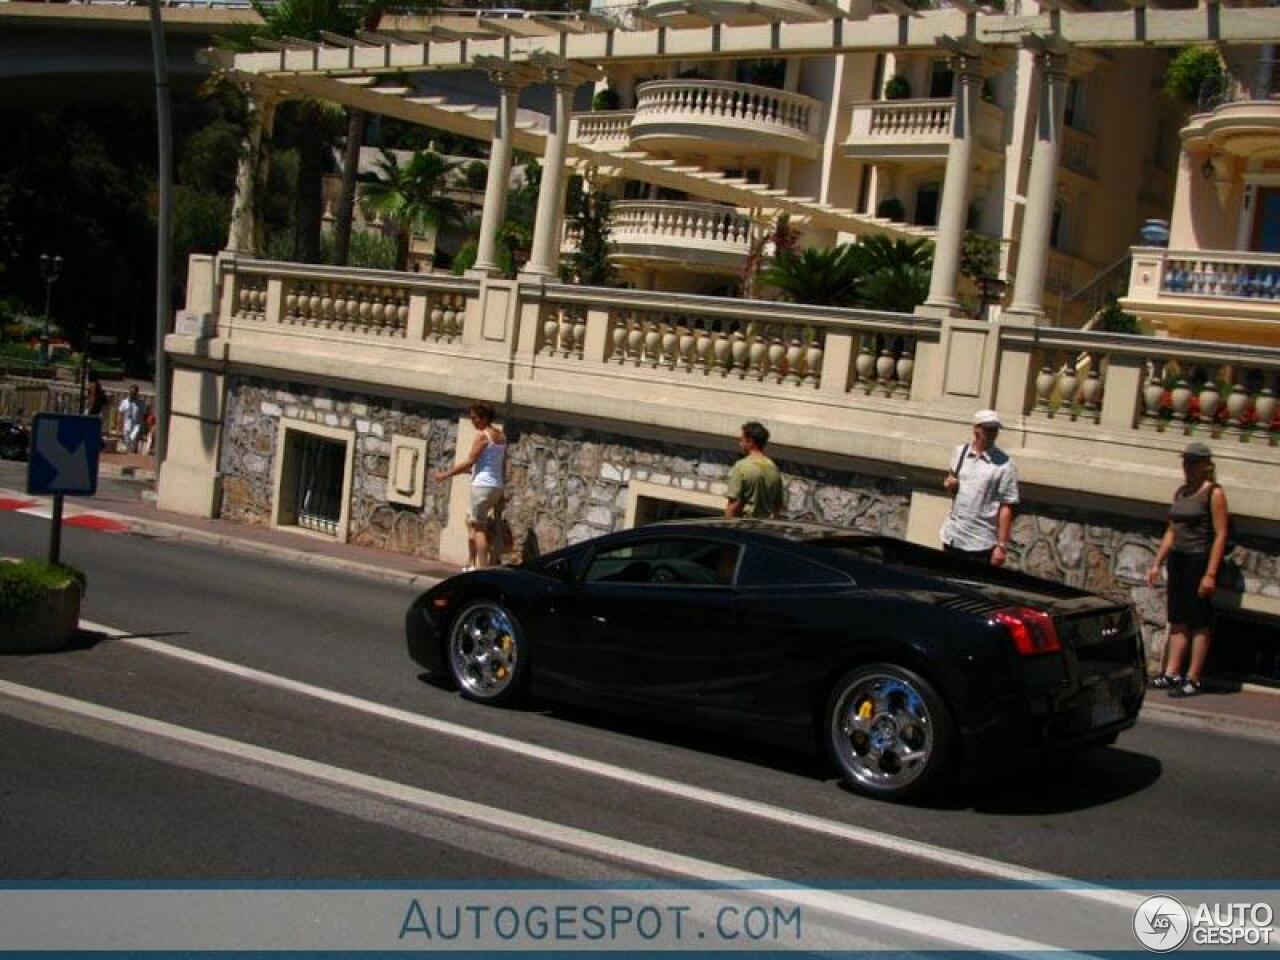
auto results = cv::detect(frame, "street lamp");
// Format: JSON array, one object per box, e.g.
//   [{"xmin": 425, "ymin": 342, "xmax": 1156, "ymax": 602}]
[
  {"xmin": 975, "ymin": 274, "xmax": 1007, "ymax": 321},
  {"xmin": 38, "ymin": 252, "xmax": 63, "ymax": 367}
]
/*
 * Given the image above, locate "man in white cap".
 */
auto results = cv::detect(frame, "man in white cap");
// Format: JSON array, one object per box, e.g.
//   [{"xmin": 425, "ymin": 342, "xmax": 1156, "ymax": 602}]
[{"xmin": 941, "ymin": 409, "xmax": 1019, "ymax": 565}]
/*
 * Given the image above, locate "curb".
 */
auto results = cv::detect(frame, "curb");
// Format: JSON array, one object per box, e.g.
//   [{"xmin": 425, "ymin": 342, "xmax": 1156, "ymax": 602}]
[
  {"xmin": 1140, "ymin": 700, "xmax": 1280, "ymax": 744},
  {"xmin": 98, "ymin": 464, "xmax": 157, "ymax": 483}
]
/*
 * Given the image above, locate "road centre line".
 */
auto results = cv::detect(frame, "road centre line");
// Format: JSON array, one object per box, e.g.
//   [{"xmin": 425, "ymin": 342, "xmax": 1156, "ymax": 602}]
[
  {"xmin": 83, "ymin": 619, "xmax": 1137, "ymax": 908},
  {"xmin": 0, "ymin": 676, "xmax": 1081, "ymax": 958}
]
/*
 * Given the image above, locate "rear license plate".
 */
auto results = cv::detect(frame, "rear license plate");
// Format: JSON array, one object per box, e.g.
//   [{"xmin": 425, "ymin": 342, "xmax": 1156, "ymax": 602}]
[{"xmin": 1090, "ymin": 696, "xmax": 1124, "ymax": 727}]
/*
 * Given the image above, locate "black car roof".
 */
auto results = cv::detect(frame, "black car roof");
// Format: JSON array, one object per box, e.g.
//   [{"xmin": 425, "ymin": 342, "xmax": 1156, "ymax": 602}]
[{"xmin": 646, "ymin": 517, "xmax": 877, "ymax": 543}]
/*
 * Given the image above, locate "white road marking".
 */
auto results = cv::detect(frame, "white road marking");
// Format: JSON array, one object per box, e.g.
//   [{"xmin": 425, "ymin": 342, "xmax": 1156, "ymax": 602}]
[
  {"xmin": 0, "ymin": 676, "xmax": 1085, "ymax": 957},
  {"xmin": 80, "ymin": 618, "xmax": 1137, "ymax": 908}
]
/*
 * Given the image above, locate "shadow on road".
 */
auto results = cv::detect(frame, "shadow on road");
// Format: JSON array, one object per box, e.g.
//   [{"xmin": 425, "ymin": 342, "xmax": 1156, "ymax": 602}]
[{"xmin": 956, "ymin": 747, "xmax": 1162, "ymax": 815}]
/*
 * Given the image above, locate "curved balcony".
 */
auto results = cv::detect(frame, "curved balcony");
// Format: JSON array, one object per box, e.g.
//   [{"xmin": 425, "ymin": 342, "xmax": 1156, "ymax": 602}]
[
  {"xmin": 569, "ymin": 110, "xmax": 634, "ymax": 152},
  {"xmin": 565, "ymin": 201, "xmax": 753, "ymax": 275},
  {"xmin": 629, "ymin": 80, "xmax": 823, "ymax": 159},
  {"xmin": 638, "ymin": 0, "xmax": 832, "ymax": 25},
  {"xmin": 1183, "ymin": 98, "xmax": 1280, "ymax": 162},
  {"xmin": 844, "ymin": 99, "xmax": 1004, "ymax": 163}
]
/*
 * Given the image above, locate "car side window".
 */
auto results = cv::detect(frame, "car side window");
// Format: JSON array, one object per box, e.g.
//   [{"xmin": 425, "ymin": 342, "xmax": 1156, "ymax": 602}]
[
  {"xmin": 584, "ymin": 538, "xmax": 741, "ymax": 586},
  {"xmin": 737, "ymin": 546, "xmax": 851, "ymax": 587}
]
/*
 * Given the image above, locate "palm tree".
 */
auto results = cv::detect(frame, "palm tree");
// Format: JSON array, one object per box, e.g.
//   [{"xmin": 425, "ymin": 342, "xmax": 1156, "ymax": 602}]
[
  {"xmin": 362, "ymin": 149, "xmax": 464, "ymax": 271},
  {"xmin": 851, "ymin": 235, "xmax": 933, "ymax": 312},
  {"xmin": 759, "ymin": 245, "xmax": 864, "ymax": 307}
]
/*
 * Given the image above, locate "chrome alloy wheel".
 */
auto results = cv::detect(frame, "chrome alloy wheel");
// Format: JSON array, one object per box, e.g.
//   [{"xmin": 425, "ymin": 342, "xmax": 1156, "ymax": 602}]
[
  {"xmin": 449, "ymin": 603, "xmax": 521, "ymax": 700},
  {"xmin": 830, "ymin": 672, "xmax": 935, "ymax": 792}
]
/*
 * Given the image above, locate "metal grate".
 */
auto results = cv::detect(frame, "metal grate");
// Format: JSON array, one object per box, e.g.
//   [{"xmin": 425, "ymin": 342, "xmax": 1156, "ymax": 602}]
[{"xmin": 292, "ymin": 433, "xmax": 344, "ymax": 537}]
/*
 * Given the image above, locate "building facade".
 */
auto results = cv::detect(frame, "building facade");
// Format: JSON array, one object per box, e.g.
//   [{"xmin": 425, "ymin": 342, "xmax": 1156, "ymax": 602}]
[{"xmin": 164, "ymin": 1, "xmax": 1280, "ymax": 680}]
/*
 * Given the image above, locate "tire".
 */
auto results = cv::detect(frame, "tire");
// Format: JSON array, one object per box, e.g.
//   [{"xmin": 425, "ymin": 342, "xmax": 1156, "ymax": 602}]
[
  {"xmin": 447, "ymin": 600, "xmax": 530, "ymax": 705},
  {"xmin": 0, "ymin": 437, "xmax": 21, "ymax": 461},
  {"xmin": 823, "ymin": 663, "xmax": 954, "ymax": 802}
]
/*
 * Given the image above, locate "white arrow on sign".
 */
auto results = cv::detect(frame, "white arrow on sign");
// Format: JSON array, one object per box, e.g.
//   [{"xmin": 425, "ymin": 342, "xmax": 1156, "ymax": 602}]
[{"xmin": 35, "ymin": 418, "xmax": 91, "ymax": 491}]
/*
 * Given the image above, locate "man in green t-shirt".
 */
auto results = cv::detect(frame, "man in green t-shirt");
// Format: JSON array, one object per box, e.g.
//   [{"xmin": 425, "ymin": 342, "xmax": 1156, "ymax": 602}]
[{"xmin": 725, "ymin": 421, "xmax": 784, "ymax": 519}]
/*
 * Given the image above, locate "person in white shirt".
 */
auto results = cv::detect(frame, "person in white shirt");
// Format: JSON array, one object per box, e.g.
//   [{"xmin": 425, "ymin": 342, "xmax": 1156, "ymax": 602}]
[
  {"xmin": 940, "ymin": 409, "xmax": 1019, "ymax": 566},
  {"xmin": 435, "ymin": 402, "xmax": 507, "ymax": 571},
  {"xmin": 117, "ymin": 385, "xmax": 145, "ymax": 454}
]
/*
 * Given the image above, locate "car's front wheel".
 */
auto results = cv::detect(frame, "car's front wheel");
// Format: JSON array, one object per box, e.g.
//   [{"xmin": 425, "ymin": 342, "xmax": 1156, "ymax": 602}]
[
  {"xmin": 447, "ymin": 600, "xmax": 529, "ymax": 705},
  {"xmin": 824, "ymin": 663, "xmax": 953, "ymax": 802}
]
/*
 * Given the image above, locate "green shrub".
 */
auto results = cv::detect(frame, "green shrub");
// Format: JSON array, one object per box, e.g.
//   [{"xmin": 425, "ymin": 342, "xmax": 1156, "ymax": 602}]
[
  {"xmin": 591, "ymin": 88, "xmax": 621, "ymax": 111},
  {"xmin": 883, "ymin": 75, "xmax": 913, "ymax": 100},
  {"xmin": 1163, "ymin": 47, "xmax": 1224, "ymax": 108},
  {"xmin": 876, "ymin": 197, "xmax": 906, "ymax": 222},
  {"xmin": 0, "ymin": 560, "xmax": 85, "ymax": 619}
]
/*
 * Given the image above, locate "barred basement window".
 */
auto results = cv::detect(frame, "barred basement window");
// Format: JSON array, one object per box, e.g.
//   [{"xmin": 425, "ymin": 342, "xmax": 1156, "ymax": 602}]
[
  {"xmin": 292, "ymin": 433, "xmax": 344, "ymax": 535},
  {"xmin": 273, "ymin": 418, "xmax": 355, "ymax": 542}
]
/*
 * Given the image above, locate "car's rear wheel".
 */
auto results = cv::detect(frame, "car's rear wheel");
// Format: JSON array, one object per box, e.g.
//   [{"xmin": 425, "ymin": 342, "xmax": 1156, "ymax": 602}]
[
  {"xmin": 447, "ymin": 600, "xmax": 529, "ymax": 704},
  {"xmin": 824, "ymin": 663, "xmax": 953, "ymax": 801}
]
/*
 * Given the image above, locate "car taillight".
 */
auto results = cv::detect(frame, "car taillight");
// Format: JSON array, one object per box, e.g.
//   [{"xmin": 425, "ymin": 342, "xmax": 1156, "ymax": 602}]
[{"xmin": 993, "ymin": 607, "xmax": 1062, "ymax": 656}]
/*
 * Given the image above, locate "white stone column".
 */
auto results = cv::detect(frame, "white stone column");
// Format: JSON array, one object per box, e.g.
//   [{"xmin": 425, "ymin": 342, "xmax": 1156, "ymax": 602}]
[
  {"xmin": 472, "ymin": 74, "xmax": 522, "ymax": 277},
  {"xmin": 226, "ymin": 95, "xmax": 277, "ymax": 255},
  {"xmin": 1007, "ymin": 51, "xmax": 1068, "ymax": 318},
  {"xmin": 523, "ymin": 70, "xmax": 578, "ymax": 279},
  {"xmin": 924, "ymin": 54, "xmax": 983, "ymax": 313}
]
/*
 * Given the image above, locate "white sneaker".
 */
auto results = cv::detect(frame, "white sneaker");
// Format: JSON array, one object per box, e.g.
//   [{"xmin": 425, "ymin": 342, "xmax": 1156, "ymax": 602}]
[{"xmin": 462, "ymin": 564, "xmax": 475, "ymax": 573}]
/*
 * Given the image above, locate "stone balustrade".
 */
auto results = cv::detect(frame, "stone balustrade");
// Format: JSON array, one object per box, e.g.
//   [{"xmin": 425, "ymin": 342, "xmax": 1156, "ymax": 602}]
[
  {"xmin": 632, "ymin": 79, "xmax": 823, "ymax": 150},
  {"xmin": 1162, "ymin": 252, "xmax": 1280, "ymax": 300},
  {"xmin": 173, "ymin": 254, "xmax": 1280, "ymax": 527},
  {"xmin": 221, "ymin": 258, "xmax": 474, "ymax": 347},
  {"xmin": 1016, "ymin": 327, "xmax": 1280, "ymax": 439},
  {"xmin": 613, "ymin": 200, "xmax": 751, "ymax": 251},
  {"xmin": 568, "ymin": 110, "xmax": 634, "ymax": 149},
  {"xmin": 845, "ymin": 99, "xmax": 1003, "ymax": 154},
  {"xmin": 529, "ymin": 283, "xmax": 934, "ymax": 403}
]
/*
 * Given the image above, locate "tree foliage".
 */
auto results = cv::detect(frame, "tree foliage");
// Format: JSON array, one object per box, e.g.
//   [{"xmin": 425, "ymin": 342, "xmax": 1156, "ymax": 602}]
[
  {"xmin": 760, "ymin": 235, "xmax": 934, "ymax": 312},
  {"xmin": 1163, "ymin": 47, "xmax": 1225, "ymax": 108},
  {"xmin": 565, "ymin": 180, "xmax": 616, "ymax": 287},
  {"xmin": 362, "ymin": 149, "xmax": 463, "ymax": 271}
]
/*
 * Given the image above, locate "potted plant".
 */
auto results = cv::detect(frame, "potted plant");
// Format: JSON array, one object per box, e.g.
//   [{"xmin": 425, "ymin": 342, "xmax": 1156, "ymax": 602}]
[
  {"xmin": 0, "ymin": 559, "xmax": 84, "ymax": 654},
  {"xmin": 884, "ymin": 75, "xmax": 913, "ymax": 100}
]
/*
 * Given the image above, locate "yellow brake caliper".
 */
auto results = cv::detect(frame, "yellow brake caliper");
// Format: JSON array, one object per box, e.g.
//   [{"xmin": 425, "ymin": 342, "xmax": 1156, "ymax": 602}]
[{"xmin": 495, "ymin": 634, "xmax": 513, "ymax": 680}]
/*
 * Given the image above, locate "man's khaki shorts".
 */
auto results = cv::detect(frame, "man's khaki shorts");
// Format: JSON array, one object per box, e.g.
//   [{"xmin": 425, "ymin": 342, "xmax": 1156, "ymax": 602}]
[{"xmin": 468, "ymin": 486, "xmax": 503, "ymax": 528}]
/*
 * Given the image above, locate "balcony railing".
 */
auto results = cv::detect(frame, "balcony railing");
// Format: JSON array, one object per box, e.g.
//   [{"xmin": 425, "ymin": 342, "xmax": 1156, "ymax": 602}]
[
  {"xmin": 568, "ymin": 110, "xmax": 634, "ymax": 150},
  {"xmin": 616, "ymin": 201, "xmax": 750, "ymax": 256},
  {"xmin": 631, "ymin": 79, "xmax": 823, "ymax": 155},
  {"xmin": 845, "ymin": 99, "xmax": 1004, "ymax": 156},
  {"xmin": 1161, "ymin": 252, "xmax": 1280, "ymax": 301},
  {"xmin": 171, "ymin": 254, "xmax": 1280, "ymax": 531}
]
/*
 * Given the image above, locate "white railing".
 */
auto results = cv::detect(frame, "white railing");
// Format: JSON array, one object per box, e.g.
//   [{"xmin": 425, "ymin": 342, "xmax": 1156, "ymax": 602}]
[
  {"xmin": 632, "ymin": 80, "xmax": 823, "ymax": 141},
  {"xmin": 533, "ymin": 284, "xmax": 936, "ymax": 401},
  {"xmin": 569, "ymin": 110, "xmax": 634, "ymax": 149},
  {"xmin": 1160, "ymin": 250, "xmax": 1280, "ymax": 301},
  {"xmin": 846, "ymin": 98, "xmax": 1004, "ymax": 151},
  {"xmin": 610, "ymin": 201, "xmax": 752, "ymax": 254},
  {"xmin": 865, "ymin": 99, "xmax": 953, "ymax": 139},
  {"xmin": 223, "ymin": 259, "xmax": 476, "ymax": 345},
  {"xmin": 1009, "ymin": 326, "xmax": 1280, "ymax": 436}
]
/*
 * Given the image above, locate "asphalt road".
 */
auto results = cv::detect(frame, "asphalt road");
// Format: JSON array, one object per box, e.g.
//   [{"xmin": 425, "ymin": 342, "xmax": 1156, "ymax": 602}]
[{"xmin": 2, "ymin": 469, "xmax": 1278, "ymax": 960}]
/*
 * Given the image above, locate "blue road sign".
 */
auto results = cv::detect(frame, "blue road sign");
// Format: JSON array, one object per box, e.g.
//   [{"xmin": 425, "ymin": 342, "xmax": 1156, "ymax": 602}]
[{"xmin": 27, "ymin": 413, "xmax": 101, "ymax": 497}]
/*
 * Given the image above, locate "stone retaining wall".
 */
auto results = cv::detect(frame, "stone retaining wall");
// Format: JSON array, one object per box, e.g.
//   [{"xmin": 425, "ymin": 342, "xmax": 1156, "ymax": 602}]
[{"xmin": 216, "ymin": 375, "xmax": 1280, "ymax": 673}]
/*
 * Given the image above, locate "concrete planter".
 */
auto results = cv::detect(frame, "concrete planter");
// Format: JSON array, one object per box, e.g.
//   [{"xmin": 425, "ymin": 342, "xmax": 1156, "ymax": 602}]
[{"xmin": 0, "ymin": 580, "xmax": 82, "ymax": 655}]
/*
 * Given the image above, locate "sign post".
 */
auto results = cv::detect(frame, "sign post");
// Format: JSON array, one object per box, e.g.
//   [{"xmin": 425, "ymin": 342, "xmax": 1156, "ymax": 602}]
[{"xmin": 27, "ymin": 413, "xmax": 101, "ymax": 566}]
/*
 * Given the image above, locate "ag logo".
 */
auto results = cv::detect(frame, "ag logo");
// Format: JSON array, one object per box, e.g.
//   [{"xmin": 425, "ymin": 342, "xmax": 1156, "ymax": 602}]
[{"xmin": 1134, "ymin": 895, "xmax": 1191, "ymax": 952}]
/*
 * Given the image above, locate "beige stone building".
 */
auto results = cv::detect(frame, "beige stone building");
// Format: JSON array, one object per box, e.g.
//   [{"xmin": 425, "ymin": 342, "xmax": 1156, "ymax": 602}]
[
  {"xmin": 162, "ymin": 1, "xmax": 1280, "ymax": 680},
  {"xmin": 1123, "ymin": 44, "xmax": 1280, "ymax": 346}
]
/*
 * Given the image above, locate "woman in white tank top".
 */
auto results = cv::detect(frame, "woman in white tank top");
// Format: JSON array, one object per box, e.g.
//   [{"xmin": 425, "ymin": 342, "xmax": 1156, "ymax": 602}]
[{"xmin": 435, "ymin": 402, "xmax": 507, "ymax": 570}]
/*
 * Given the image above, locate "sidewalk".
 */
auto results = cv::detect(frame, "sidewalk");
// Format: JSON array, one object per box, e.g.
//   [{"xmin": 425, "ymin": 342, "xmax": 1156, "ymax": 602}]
[{"xmin": 10, "ymin": 465, "xmax": 1280, "ymax": 742}]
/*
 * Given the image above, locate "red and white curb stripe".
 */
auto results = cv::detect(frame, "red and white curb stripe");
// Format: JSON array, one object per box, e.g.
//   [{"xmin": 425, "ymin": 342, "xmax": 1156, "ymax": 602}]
[{"xmin": 0, "ymin": 496, "xmax": 131, "ymax": 533}]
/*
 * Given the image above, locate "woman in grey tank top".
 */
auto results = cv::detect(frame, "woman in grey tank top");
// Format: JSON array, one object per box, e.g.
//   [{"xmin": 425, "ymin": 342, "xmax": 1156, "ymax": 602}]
[{"xmin": 1145, "ymin": 442, "xmax": 1231, "ymax": 697}]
